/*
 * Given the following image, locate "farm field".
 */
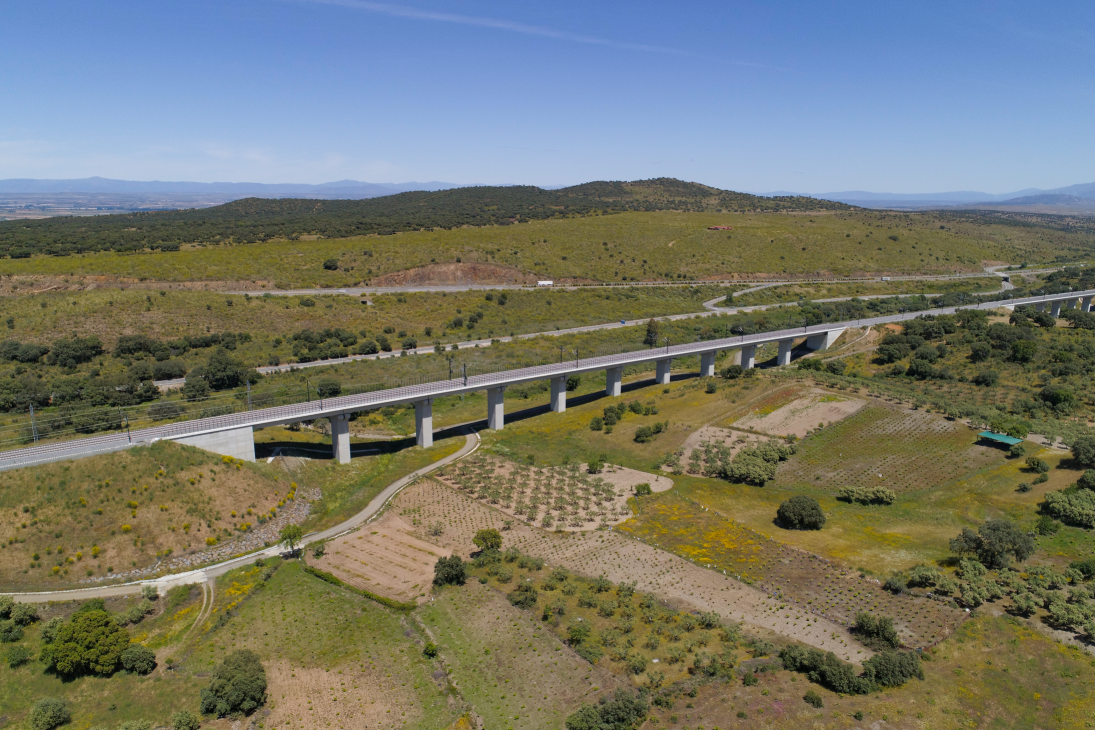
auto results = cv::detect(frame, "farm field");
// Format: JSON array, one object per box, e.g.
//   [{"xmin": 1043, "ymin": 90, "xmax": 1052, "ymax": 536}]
[
  {"xmin": 312, "ymin": 511, "xmax": 449, "ymax": 604},
  {"xmin": 435, "ymin": 455, "xmax": 672, "ymax": 531},
  {"xmin": 0, "ymin": 209, "xmax": 1081, "ymax": 288},
  {"xmin": 639, "ymin": 613, "xmax": 1095, "ymax": 730},
  {"xmin": 419, "ymin": 580, "xmax": 622, "ymax": 730},
  {"xmin": 393, "ymin": 479, "xmax": 865, "ymax": 659}
]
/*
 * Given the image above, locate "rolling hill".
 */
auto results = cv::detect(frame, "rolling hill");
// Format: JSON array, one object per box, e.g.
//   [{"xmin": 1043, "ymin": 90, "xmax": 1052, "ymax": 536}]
[{"xmin": 0, "ymin": 179, "xmax": 849, "ymax": 258}]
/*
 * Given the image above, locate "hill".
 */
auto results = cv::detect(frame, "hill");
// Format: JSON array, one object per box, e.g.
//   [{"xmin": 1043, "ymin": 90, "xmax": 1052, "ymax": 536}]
[{"xmin": 0, "ymin": 178, "xmax": 849, "ymax": 258}]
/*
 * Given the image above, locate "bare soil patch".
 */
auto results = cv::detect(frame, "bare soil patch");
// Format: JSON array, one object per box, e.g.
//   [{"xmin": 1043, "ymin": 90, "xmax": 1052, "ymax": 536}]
[
  {"xmin": 265, "ymin": 660, "xmax": 420, "ymax": 728},
  {"xmin": 371, "ymin": 262, "xmax": 533, "ymax": 286},
  {"xmin": 435, "ymin": 455, "xmax": 671, "ymax": 531},
  {"xmin": 393, "ymin": 480, "xmax": 869, "ymax": 661},
  {"xmin": 313, "ymin": 513, "xmax": 448, "ymax": 604},
  {"xmin": 733, "ymin": 390, "xmax": 865, "ymax": 437}
]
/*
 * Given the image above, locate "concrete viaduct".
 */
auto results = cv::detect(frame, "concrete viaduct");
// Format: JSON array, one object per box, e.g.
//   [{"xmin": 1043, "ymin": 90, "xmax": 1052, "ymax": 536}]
[{"xmin": 1, "ymin": 289, "xmax": 1092, "ymax": 472}]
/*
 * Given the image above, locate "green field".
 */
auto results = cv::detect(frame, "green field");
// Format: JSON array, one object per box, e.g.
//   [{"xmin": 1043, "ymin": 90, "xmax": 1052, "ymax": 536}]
[
  {"xmin": 2, "ymin": 209, "xmax": 1089, "ymax": 287},
  {"xmin": 728, "ymin": 276, "xmax": 1004, "ymax": 306}
]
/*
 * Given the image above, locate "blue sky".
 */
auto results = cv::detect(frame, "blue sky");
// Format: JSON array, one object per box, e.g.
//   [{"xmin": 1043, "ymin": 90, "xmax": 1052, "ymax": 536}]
[{"xmin": 2, "ymin": 0, "xmax": 1093, "ymax": 192}]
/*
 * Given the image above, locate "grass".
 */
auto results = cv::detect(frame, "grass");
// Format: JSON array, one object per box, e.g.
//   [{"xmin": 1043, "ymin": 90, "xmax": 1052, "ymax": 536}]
[
  {"xmin": 0, "ymin": 209, "xmax": 1085, "ymax": 287},
  {"xmin": 0, "ymin": 283, "xmax": 729, "ymax": 354},
  {"xmin": 728, "ymin": 275, "xmax": 1004, "ymax": 306},
  {"xmin": 650, "ymin": 613, "xmax": 1095, "ymax": 729},
  {"xmin": 0, "ymin": 441, "xmax": 292, "ymax": 590},
  {"xmin": 463, "ymin": 554, "xmax": 738, "ymax": 689},
  {"xmin": 0, "ymin": 589, "xmax": 208, "ymax": 727},
  {"xmin": 420, "ymin": 580, "xmax": 614, "ymax": 730}
]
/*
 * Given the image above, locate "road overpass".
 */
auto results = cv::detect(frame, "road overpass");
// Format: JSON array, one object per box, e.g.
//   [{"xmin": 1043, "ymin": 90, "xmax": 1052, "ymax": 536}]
[{"xmin": 1, "ymin": 289, "xmax": 1091, "ymax": 473}]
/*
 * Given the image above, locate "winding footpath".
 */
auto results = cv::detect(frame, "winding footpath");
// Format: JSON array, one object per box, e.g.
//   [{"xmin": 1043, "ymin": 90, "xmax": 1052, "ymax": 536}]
[{"xmin": 3, "ymin": 428, "xmax": 481, "ymax": 602}]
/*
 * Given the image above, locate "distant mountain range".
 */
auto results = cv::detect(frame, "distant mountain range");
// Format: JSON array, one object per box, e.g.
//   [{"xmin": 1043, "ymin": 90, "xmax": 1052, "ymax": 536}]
[
  {"xmin": 764, "ymin": 182, "xmax": 1095, "ymax": 210},
  {"xmin": 0, "ymin": 177, "xmax": 461, "ymax": 198},
  {"xmin": 3, "ymin": 176, "xmax": 1095, "ymax": 213}
]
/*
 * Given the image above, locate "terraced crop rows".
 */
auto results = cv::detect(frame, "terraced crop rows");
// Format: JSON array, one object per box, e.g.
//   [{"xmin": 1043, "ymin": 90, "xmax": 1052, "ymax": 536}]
[
  {"xmin": 773, "ymin": 403, "xmax": 1004, "ymax": 494},
  {"xmin": 618, "ymin": 493, "xmax": 966, "ymax": 648}
]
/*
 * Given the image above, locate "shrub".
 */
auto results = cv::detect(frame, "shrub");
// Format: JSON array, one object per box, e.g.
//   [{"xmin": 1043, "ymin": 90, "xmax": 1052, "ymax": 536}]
[
  {"xmin": 315, "ymin": 379, "xmax": 341, "ymax": 398},
  {"xmin": 171, "ymin": 710, "xmax": 201, "ymax": 730},
  {"xmin": 589, "ymin": 416, "xmax": 603, "ymax": 431},
  {"xmin": 433, "ymin": 555, "xmax": 467, "ymax": 586},
  {"xmin": 472, "ymin": 528, "xmax": 502, "ymax": 552},
  {"xmin": 853, "ymin": 612, "xmax": 899, "ymax": 650},
  {"xmin": 120, "ymin": 643, "xmax": 157, "ymax": 675},
  {"xmin": 779, "ymin": 645, "xmax": 872, "ymax": 694},
  {"xmin": 152, "ymin": 360, "xmax": 188, "ymax": 380},
  {"xmin": 777, "ymin": 495, "xmax": 825, "ymax": 530},
  {"xmin": 322, "ymin": 258, "xmax": 339, "ymax": 270},
  {"xmin": 972, "ymin": 370, "xmax": 999, "ymax": 386},
  {"xmin": 39, "ymin": 609, "xmax": 129, "ymax": 676},
  {"xmin": 721, "ymin": 364, "xmax": 744, "ymax": 380},
  {"xmin": 10, "ymin": 602, "xmax": 38, "ymax": 626},
  {"xmin": 836, "ymin": 486, "xmax": 895, "ymax": 505},
  {"xmin": 705, "ymin": 380, "xmax": 717, "ymax": 394},
  {"xmin": 423, "ymin": 642, "xmax": 439, "ymax": 658},
  {"xmin": 1043, "ymin": 488, "xmax": 1095, "ymax": 528},
  {"xmin": 587, "ymin": 460, "xmax": 604, "ymax": 474},
  {"xmin": 862, "ymin": 651, "xmax": 923, "ymax": 687},
  {"xmin": 742, "ymin": 671, "xmax": 758, "ymax": 686},
  {"xmin": 507, "ymin": 583, "xmax": 539, "ymax": 610},
  {"xmin": 199, "ymin": 649, "xmax": 267, "ymax": 716},
  {"xmin": 0, "ymin": 621, "xmax": 23, "ymax": 643},
  {"xmin": 1017, "ymin": 482, "xmax": 1032, "ymax": 493},
  {"xmin": 565, "ymin": 690, "xmax": 647, "ymax": 730},
  {"xmin": 30, "ymin": 698, "xmax": 70, "ymax": 730},
  {"xmin": 1008, "ymin": 442, "xmax": 1026, "ymax": 458},
  {"xmin": 299, "ymin": 297, "xmax": 316, "ymax": 307},
  {"xmin": 803, "ymin": 689, "xmax": 824, "ymax": 708},
  {"xmin": 1072, "ymin": 436, "xmax": 1095, "ymax": 468},
  {"xmin": 1026, "ymin": 456, "xmax": 1050, "ymax": 474},
  {"xmin": 7, "ymin": 644, "xmax": 30, "ymax": 668},
  {"xmin": 633, "ymin": 483, "xmax": 653, "ymax": 497},
  {"xmin": 949, "ymin": 519, "xmax": 1034, "ymax": 569}
]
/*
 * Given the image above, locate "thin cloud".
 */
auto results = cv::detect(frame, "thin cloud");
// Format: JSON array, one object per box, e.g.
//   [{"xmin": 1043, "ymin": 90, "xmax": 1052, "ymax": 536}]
[{"xmin": 293, "ymin": 0, "xmax": 696, "ymax": 57}]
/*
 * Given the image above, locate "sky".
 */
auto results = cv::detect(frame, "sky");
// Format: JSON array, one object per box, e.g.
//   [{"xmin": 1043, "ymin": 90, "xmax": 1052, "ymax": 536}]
[{"xmin": 1, "ymin": 0, "xmax": 1093, "ymax": 193}]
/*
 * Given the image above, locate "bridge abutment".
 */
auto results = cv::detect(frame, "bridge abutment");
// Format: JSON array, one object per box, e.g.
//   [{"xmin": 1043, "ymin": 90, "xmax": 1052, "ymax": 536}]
[{"xmin": 175, "ymin": 426, "xmax": 256, "ymax": 462}]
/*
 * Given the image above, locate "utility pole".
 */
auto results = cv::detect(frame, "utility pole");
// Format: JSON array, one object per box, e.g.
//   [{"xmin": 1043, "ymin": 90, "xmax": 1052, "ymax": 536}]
[
  {"xmin": 29, "ymin": 404, "xmax": 38, "ymax": 443},
  {"xmin": 246, "ymin": 380, "xmax": 252, "ymax": 410},
  {"xmin": 463, "ymin": 362, "xmax": 467, "ymax": 386}
]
